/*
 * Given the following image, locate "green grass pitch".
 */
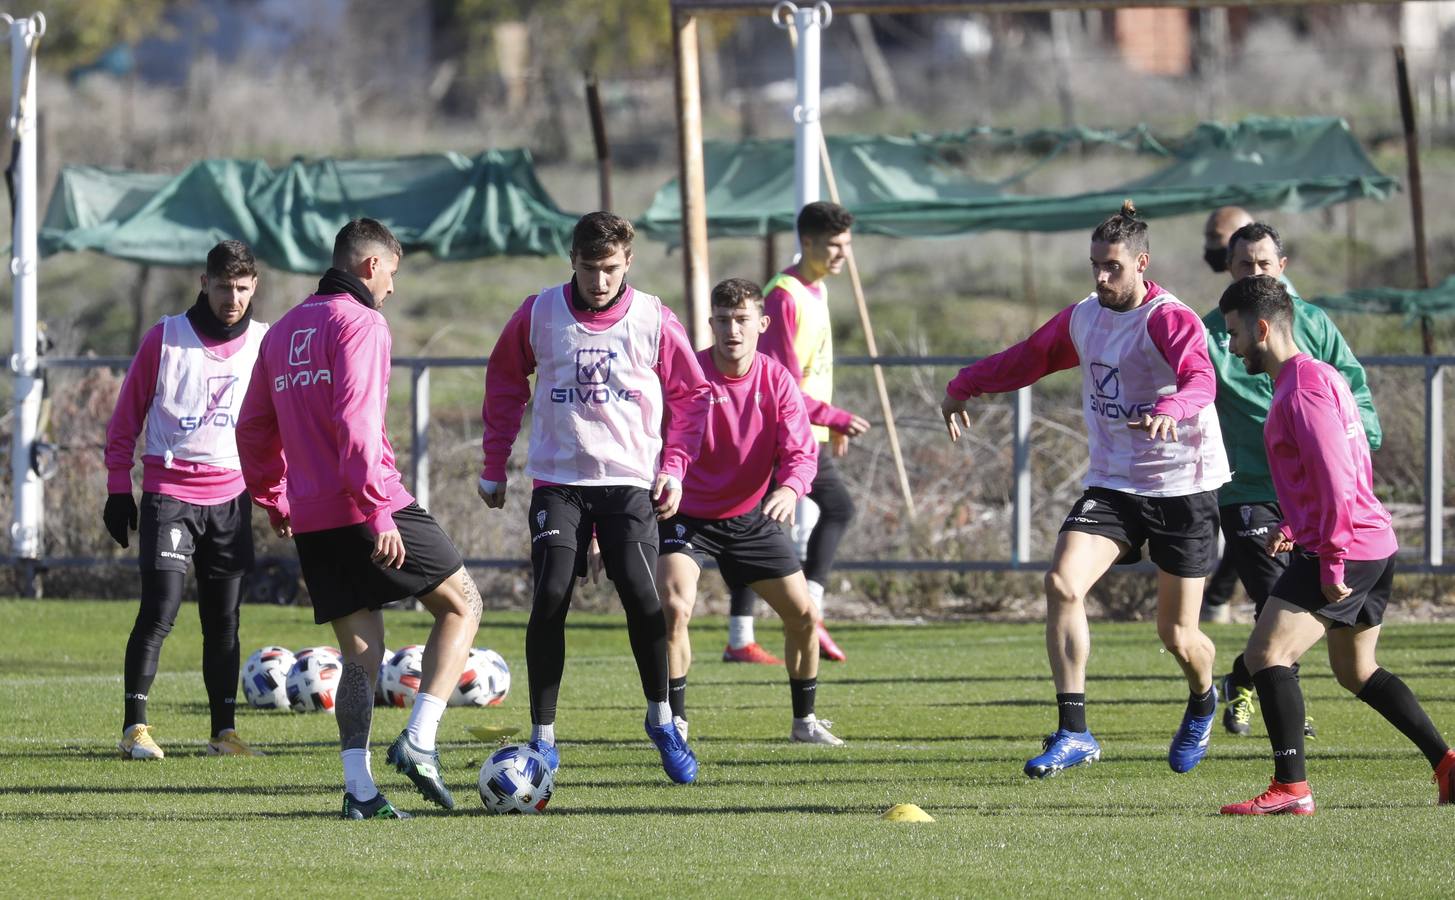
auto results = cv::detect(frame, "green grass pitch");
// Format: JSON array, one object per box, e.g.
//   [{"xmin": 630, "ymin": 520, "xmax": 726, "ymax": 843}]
[{"xmin": 2, "ymin": 599, "xmax": 1452, "ymax": 896}]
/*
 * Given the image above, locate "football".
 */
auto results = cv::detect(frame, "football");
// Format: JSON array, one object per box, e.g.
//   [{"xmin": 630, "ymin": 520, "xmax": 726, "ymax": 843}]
[
  {"xmin": 450, "ymin": 647, "xmax": 511, "ymax": 707},
  {"xmin": 381, "ymin": 645, "xmax": 424, "ymax": 708},
  {"xmin": 478, "ymin": 744, "xmax": 554, "ymax": 814},
  {"xmin": 241, "ymin": 645, "xmax": 296, "ymax": 709},
  {"xmin": 374, "ymin": 647, "xmax": 392, "ymax": 707},
  {"xmin": 286, "ymin": 647, "xmax": 342, "ymax": 713}
]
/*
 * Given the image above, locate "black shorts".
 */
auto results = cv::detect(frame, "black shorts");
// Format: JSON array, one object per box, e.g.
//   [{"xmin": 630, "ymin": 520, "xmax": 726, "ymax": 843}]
[
  {"xmin": 1271, "ymin": 551, "xmax": 1395, "ymax": 628},
  {"xmin": 659, "ymin": 507, "xmax": 802, "ymax": 590},
  {"xmin": 1218, "ymin": 500, "xmax": 1290, "ymax": 613},
  {"xmin": 293, "ymin": 503, "xmax": 463, "ymax": 625},
  {"xmin": 138, "ymin": 491, "xmax": 254, "ymax": 578},
  {"xmin": 1059, "ymin": 487, "xmax": 1219, "ymax": 578},
  {"xmin": 529, "ymin": 484, "xmax": 658, "ymax": 556}
]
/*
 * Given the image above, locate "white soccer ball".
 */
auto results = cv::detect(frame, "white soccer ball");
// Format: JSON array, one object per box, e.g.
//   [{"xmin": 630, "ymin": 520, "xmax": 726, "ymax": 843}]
[
  {"xmin": 241, "ymin": 645, "xmax": 296, "ymax": 709},
  {"xmin": 374, "ymin": 647, "xmax": 392, "ymax": 707},
  {"xmin": 381, "ymin": 645, "xmax": 425, "ymax": 708},
  {"xmin": 450, "ymin": 647, "xmax": 511, "ymax": 707},
  {"xmin": 478, "ymin": 744, "xmax": 554, "ymax": 814},
  {"xmin": 286, "ymin": 647, "xmax": 342, "ymax": 713}
]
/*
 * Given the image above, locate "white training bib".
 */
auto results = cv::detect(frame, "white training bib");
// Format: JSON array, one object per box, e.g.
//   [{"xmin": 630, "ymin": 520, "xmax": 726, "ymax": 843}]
[{"xmin": 143, "ymin": 315, "xmax": 266, "ymax": 470}]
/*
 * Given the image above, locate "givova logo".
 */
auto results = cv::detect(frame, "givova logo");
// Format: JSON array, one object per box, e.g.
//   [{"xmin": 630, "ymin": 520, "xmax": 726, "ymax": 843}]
[
  {"xmin": 576, "ymin": 349, "xmax": 616, "ymax": 384},
  {"xmin": 288, "ymin": 328, "xmax": 316, "ymax": 366},
  {"xmin": 180, "ymin": 375, "xmax": 241, "ymax": 431},
  {"xmin": 276, "ymin": 327, "xmax": 332, "ymax": 392}
]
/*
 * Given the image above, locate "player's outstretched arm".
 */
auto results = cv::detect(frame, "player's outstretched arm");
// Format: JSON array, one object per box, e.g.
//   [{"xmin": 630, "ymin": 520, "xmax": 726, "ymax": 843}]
[
  {"xmin": 480, "ymin": 296, "xmax": 538, "ymax": 488},
  {"xmin": 941, "ymin": 394, "xmax": 971, "ymax": 443}
]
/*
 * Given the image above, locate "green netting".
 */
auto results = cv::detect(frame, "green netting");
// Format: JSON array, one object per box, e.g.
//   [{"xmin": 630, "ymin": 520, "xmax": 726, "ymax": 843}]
[
  {"xmin": 636, "ymin": 116, "xmax": 1397, "ymax": 241},
  {"xmin": 1313, "ymin": 276, "xmax": 1455, "ymax": 318},
  {"xmin": 40, "ymin": 150, "xmax": 578, "ymax": 272}
]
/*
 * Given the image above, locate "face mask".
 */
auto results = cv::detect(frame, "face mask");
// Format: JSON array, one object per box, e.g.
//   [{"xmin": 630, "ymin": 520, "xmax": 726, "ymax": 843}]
[{"xmin": 1204, "ymin": 247, "xmax": 1228, "ymax": 273}]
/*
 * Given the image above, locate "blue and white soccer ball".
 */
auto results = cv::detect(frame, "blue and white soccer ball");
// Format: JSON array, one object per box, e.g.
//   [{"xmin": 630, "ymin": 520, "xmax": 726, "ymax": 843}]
[
  {"xmin": 450, "ymin": 648, "xmax": 511, "ymax": 707},
  {"xmin": 241, "ymin": 645, "xmax": 296, "ymax": 709},
  {"xmin": 286, "ymin": 647, "xmax": 342, "ymax": 713},
  {"xmin": 381, "ymin": 645, "xmax": 424, "ymax": 708},
  {"xmin": 478, "ymin": 744, "xmax": 554, "ymax": 814}
]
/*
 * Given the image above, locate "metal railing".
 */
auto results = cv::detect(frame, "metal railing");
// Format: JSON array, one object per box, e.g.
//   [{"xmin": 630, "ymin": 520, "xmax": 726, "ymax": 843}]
[{"xmin": 33, "ymin": 353, "xmax": 1454, "ymax": 575}]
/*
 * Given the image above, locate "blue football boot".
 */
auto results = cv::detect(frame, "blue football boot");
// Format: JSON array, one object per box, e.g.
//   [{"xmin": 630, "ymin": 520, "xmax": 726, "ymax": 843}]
[
  {"xmin": 1024, "ymin": 728, "xmax": 1102, "ymax": 779},
  {"xmin": 527, "ymin": 738, "xmax": 560, "ymax": 773},
  {"xmin": 1169, "ymin": 685, "xmax": 1218, "ymax": 773},
  {"xmin": 645, "ymin": 718, "xmax": 698, "ymax": 784}
]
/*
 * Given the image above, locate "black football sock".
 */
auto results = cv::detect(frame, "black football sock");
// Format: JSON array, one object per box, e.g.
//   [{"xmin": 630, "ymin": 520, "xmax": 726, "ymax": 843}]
[
  {"xmin": 1188, "ymin": 686, "xmax": 1216, "ymax": 717},
  {"xmin": 668, "ymin": 676, "xmax": 688, "ymax": 721},
  {"xmin": 1253, "ymin": 665, "xmax": 1307, "ymax": 784},
  {"xmin": 1056, "ymin": 692, "xmax": 1087, "ymax": 733},
  {"xmin": 1356, "ymin": 668, "xmax": 1451, "ymax": 768},
  {"xmin": 790, "ymin": 678, "xmax": 817, "ymax": 719}
]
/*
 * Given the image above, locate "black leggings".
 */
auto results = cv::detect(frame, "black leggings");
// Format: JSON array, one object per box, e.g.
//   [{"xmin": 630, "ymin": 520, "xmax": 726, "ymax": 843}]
[
  {"xmin": 729, "ymin": 450, "xmax": 856, "ymax": 615},
  {"xmin": 123, "ymin": 570, "xmax": 242, "ymax": 736},
  {"xmin": 526, "ymin": 540, "xmax": 669, "ymax": 726}
]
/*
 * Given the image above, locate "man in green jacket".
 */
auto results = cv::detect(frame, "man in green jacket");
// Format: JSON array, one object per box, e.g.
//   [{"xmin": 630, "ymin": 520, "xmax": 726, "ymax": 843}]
[{"xmin": 1204, "ymin": 221, "xmax": 1382, "ymax": 736}]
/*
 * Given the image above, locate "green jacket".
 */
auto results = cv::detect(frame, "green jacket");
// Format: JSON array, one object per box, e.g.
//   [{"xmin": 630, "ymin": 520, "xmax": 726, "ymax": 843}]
[{"xmin": 1203, "ymin": 277, "xmax": 1382, "ymax": 506}]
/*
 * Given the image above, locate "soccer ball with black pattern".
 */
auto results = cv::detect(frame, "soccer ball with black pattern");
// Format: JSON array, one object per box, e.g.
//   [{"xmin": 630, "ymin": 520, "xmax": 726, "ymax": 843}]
[
  {"xmin": 286, "ymin": 647, "xmax": 342, "ymax": 713},
  {"xmin": 478, "ymin": 744, "xmax": 554, "ymax": 815},
  {"xmin": 381, "ymin": 645, "xmax": 424, "ymax": 708},
  {"xmin": 241, "ymin": 646, "xmax": 296, "ymax": 709},
  {"xmin": 450, "ymin": 648, "xmax": 511, "ymax": 707}
]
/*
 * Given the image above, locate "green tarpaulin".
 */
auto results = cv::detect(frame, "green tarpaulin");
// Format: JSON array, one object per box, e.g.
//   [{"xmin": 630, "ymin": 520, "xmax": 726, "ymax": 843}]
[
  {"xmin": 636, "ymin": 117, "xmax": 1397, "ymax": 241},
  {"xmin": 40, "ymin": 150, "xmax": 578, "ymax": 272},
  {"xmin": 1313, "ymin": 278, "xmax": 1455, "ymax": 318}
]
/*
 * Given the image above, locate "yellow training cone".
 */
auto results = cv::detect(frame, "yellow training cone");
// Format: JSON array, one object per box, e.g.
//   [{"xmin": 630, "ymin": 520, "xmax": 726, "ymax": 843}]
[
  {"xmin": 881, "ymin": 803, "xmax": 935, "ymax": 823},
  {"xmin": 467, "ymin": 725, "xmax": 522, "ymax": 742}
]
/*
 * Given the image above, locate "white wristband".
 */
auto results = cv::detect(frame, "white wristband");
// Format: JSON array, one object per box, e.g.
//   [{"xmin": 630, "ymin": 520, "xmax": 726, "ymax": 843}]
[{"xmin": 479, "ymin": 477, "xmax": 503, "ymax": 495}]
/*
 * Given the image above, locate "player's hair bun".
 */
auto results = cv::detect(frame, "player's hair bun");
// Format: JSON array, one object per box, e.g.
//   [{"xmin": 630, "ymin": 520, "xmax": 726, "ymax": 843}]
[{"xmin": 1120, "ymin": 199, "xmax": 1138, "ymax": 219}]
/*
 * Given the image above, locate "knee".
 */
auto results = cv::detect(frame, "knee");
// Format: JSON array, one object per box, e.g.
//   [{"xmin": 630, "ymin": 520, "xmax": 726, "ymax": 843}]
[
  {"xmin": 1331, "ymin": 659, "xmax": 1375, "ymax": 694},
  {"xmin": 1044, "ymin": 570, "xmax": 1083, "ymax": 607},
  {"xmin": 1156, "ymin": 623, "xmax": 1200, "ymax": 662},
  {"xmin": 1243, "ymin": 639, "xmax": 1280, "ymax": 674},
  {"xmin": 662, "ymin": 586, "xmax": 695, "ymax": 630}
]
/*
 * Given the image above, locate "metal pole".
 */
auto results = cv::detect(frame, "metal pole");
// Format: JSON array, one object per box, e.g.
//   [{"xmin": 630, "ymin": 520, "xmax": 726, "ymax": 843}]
[
  {"xmin": 1395, "ymin": 44, "xmax": 1436, "ymax": 354},
  {"xmin": 7, "ymin": 14, "xmax": 45, "ymax": 597},
  {"xmin": 1427, "ymin": 364, "xmax": 1444, "ymax": 567},
  {"xmin": 672, "ymin": 11, "xmax": 712, "ymax": 348},
  {"xmin": 1011, "ymin": 386, "xmax": 1031, "ymax": 567},
  {"xmin": 774, "ymin": 1, "xmax": 831, "ymax": 250},
  {"xmin": 584, "ymin": 72, "xmax": 613, "ymax": 212},
  {"xmin": 410, "ymin": 364, "xmax": 430, "ymax": 511}
]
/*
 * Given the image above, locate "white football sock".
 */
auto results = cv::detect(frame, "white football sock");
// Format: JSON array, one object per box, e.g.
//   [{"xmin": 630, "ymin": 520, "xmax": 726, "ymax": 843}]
[
  {"xmin": 531, "ymin": 723, "xmax": 555, "ymax": 746},
  {"xmin": 341, "ymin": 748, "xmax": 376, "ymax": 800},
  {"xmin": 728, "ymin": 615, "xmax": 756, "ymax": 649},
  {"xmin": 405, "ymin": 692, "xmax": 447, "ymax": 751},
  {"xmin": 647, "ymin": 700, "xmax": 672, "ymax": 727},
  {"xmin": 806, "ymin": 580, "xmax": 825, "ymax": 614}
]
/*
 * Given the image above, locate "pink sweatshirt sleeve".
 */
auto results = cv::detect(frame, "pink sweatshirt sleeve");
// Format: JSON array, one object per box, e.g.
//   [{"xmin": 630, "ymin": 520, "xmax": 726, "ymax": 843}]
[
  {"xmin": 103, "ymin": 324, "xmax": 164, "ymax": 494},
  {"xmin": 237, "ymin": 350, "xmax": 290, "ymax": 527},
  {"xmin": 946, "ymin": 304, "xmax": 1080, "ymax": 399},
  {"xmin": 771, "ymin": 362, "xmax": 818, "ymax": 499},
  {"xmin": 759, "ymin": 285, "xmax": 855, "ymax": 432},
  {"xmin": 1146, "ymin": 303, "xmax": 1217, "ymax": 421},
  {"xmin": 656, "ymin": 307, "xmax": 710, "ymax": 482},
  {"xmin": 1284, "ymin": 388, "xmax": 1360, "ymax": 584},
  {"xmin": 332, "ymin": 318, "xmax": 399, "ymax": 535},
  {"xmin": 480, "ymin": 297, "xmax": 537, "ymax": 484}
]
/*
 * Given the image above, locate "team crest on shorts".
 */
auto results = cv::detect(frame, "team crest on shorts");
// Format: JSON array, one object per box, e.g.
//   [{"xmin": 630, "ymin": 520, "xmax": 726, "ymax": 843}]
[
  {"xmin": 169, "ymin": 527, "xmax": 182, "ymax": 550},
  {"xmin": 536, "ymin": 510, "xmax": 548, "ymax": 530},
  {"xmin": 1080, "ymin": 499, "xmax": 1097, "ymax": 515},
  {"xmin": 675, "ymin": 524, "xmax": 686, "ymax": 538},
  {"xmin": 1241, "ymin": 505, "xmax": 1253, "ymax": 526}
]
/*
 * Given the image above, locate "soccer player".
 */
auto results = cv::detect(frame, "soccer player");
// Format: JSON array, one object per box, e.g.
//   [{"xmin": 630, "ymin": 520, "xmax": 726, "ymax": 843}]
[
  {"xmin": 104, "ymin": 240, "xmax": 268, "ymax": 761},
  {"xmin": 238, "ymin": 219, "xmax": 483, "ymax": 819},
  {"xmin": 942, "ymin": 201, "xmax": 1231, "ymax": 778},
  {"xmin": 657, "ymin": 277, "xmax": 842, "ymax": 746},
  {"xmin": 725, "ymin": 201, "xmax": 871, "ymax": 664},
  {"xmin": 1205, "ymin": 222, "xmax": 1381, "ymax": 737},
  {"xmin": 478, "ymin": 211, "xmax": 708, "ymax": 784},
  {"xmin": 1215, "ymin": 275, "xmax": 1455, "ymax": 814}
]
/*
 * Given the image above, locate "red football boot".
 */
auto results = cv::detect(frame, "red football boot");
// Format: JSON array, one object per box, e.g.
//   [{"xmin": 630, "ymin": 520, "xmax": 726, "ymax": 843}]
[
  {"xmin": 816, "ymin": 622, "xmax": 846, "ymax": 662},
  {"xmin": 721, "ymin": 642, "xmax": 783, "ymax": 665},
  {"xmin": 1220, "ymin": 780, "xmax": 1315, "ymax": 816},
  {"xmin": 1434, "ymin": 749, "xmax": 1455, "ymax": 805}
]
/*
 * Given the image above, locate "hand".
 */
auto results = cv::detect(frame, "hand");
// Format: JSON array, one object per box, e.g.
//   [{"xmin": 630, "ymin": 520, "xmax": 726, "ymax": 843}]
[
  {"xmin": 652, "ymin": 473, "xmax": 682, "ymax": 520},
  {"xmin": 830, "ymin": 431, "xmax": 850, "ymax": 458},
  {"xmin": 272, "ymin": 517, "xmax": 293, "ymax": 540},
  {"xmin": 1127, "ymin": 413, "xmax": 1179, "ymax": 441},
  {"xmin": 581, "ymin": 537, "xmax": 604, "ymax": 585},
  {"xmin": 762, "ymin": 486, "xmax": 798, "ymax": 524},
  {"xmin": 942, "ymin": 395, "xmax": 971, "ymax": 443},
  {"xmin": 1265, "ymin": 531, "xmax": 1294, "ymax": 556},
  {"xmin": 372, "ymin": 529, "xmax": 406, "ymax": 569},
  {"xmin": 1322, "ymin": 581, "xmax": 1352, "ymax": 603},
  {"xmin": 103, "ymin": 493, "xmax": 138, "ymax": 548},
  {"xmin": 841, "ymin": 414, "xmax": 871, "ymax": 438},
  {"xmin": 478, "ymin": 477, "xmax": 507, "ymax": 509}
]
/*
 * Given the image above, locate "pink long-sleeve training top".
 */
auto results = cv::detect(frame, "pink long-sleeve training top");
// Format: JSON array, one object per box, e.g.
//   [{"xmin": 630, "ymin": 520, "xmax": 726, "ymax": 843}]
[
  {"xmin": 756, "ymin": 268, "xmax": 856, "ymax": 432},
  {"xmin": 105, "ymin": 322, "xmax": 250, "ymax": 504},
  {"xmin": 480, "ymin": 282, "xmax": 707, "ymax": 486},
  {"xmin": 1265, "ymin": 353, "xmax": 1396, "ymax": 585},
  {"xmin": 237, "ymin": 293, "xmax": 413, "ymax": 535},
  {"xmin": 678, "ymin": 348, "xmax": 818, "ymax": 520}
]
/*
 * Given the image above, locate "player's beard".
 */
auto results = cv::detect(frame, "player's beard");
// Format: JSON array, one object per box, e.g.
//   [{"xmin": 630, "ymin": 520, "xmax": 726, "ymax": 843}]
[
  {"xmin": 1240, "ymin": 346, "xmax": 1268, "ymax": 375},
  {"xmin": 1096, "ymin": 284, "xmax": 1137, "ymax": 311}
]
